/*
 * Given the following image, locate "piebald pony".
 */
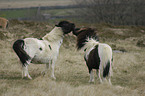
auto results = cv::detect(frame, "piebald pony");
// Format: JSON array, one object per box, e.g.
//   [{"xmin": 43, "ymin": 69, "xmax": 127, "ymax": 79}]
[
  {"xmin": 13, "ymin": 21, "xmax": 75, "ymax": 79},
  {"xmin": 73, "ymin": 28, "xmax": 113, "ymax": 84}
]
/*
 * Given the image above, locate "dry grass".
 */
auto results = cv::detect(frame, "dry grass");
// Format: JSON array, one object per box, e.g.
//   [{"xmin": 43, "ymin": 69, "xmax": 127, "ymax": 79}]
[{"xmin": 0, "ymin": 20, "xmax": 145, "ymax": 96}]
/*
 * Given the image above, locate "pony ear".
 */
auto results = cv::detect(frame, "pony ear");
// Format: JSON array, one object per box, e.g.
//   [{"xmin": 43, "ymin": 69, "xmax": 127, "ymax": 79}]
[
  {"xmin": 72, "ymin": 30, "xmax": 78, "ymax": 36},
  {"xmin": 72, "ymin": 28, "xmax": 80, "ymax": 36}
]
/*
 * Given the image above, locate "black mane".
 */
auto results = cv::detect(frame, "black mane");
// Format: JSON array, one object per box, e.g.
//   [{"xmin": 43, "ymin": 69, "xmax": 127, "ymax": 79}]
[
  {"xmin": 76, "ymin": 28, "xmax": 99, "ymax": 49},
  {"xmin": 55, "ymin": 21, "xmax": 75, "ymax": 34}
]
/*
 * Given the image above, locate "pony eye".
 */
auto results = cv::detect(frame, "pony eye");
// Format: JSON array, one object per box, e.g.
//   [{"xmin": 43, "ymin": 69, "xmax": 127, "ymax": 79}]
[{"xmin": 39, "ymin": 47, "xmax": 42, "ymax": 51}]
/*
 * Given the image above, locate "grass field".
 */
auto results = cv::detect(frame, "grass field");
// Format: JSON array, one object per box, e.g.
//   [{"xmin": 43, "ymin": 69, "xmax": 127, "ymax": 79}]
[
  {"xmin": 0, "ymin": 8, "xmax": 77, "ymax": 21},
  {"xmin": 0, "ymin": 20, "xmax": 145, "ymax": 96},
  {"xmin": 0, "ymin": 3, "xmax": 78, "ymax": 21},
  {"xmin": 0, "ymin": 0, "xmax": 73, "ymax": 9},
  {"xmin": 0, "ymin": 9, "xmax": 37, "ymax": 19}
]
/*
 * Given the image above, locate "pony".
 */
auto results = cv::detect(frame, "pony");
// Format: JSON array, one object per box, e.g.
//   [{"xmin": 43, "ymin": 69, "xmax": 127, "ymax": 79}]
[
  {"xmin": 0, "ymin": 17, "xmax": 9, "ymax": 29},
  {"xmin": 73, "ymin": 27, "xmax": 113, "ymax": 84},
  {"xmin": 13, "ymin": 21, "xmax": 75, "ymax": 79}
]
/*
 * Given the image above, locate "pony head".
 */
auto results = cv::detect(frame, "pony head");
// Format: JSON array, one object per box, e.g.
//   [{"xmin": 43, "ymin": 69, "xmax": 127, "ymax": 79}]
[
  {"xmin": 55, "ymin": 21, "xmax": 75, "ymax": 34},
  {"xmin": 73, "ymin": 27, "xmax": 99, "ymax": 49}
]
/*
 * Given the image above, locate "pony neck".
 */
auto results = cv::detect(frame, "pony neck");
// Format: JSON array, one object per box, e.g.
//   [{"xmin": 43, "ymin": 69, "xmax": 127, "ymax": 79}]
[
  {"xmin": 82, "ymin": 38, "xmax": 99, "ymax": 52},
  {"xmin": 42, "ymin": 27, "xmax": 64, "ymax": 42}
]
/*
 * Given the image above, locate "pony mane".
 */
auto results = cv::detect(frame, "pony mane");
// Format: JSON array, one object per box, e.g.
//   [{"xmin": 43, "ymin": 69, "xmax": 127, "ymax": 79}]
[
  {"xmin": 82, "ymin": 38, "xmax": 99, "ymax": 51},
  {"xmin": 77, "ymin": 28, "xmax": 99, "ymax": 49},
  {"xmin": 42, "ymin": 27, "xmax": 64, "ymax": 42}
]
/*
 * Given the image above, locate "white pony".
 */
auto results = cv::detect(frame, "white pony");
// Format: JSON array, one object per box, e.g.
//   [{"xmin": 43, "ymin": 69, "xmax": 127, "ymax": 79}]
[
  {"xmin": 73, "ymin": 27, "xmax": 113, "ymax": 84},
  {"xmin": 13, "ymin": 21, "xmax": 75, "ymax": 79}
]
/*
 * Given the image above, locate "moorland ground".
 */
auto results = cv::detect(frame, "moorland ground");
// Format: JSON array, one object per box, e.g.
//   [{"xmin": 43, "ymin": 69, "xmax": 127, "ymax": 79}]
[{"xmin": 0, "ymin": 20, "xmax": 145, "ymax": 96}]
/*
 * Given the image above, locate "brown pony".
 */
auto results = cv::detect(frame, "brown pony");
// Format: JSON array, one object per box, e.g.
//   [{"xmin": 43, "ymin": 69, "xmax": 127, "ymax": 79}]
[{"xmin": 0, "ymin": 17, "xmax": 9, "ymax": 29}]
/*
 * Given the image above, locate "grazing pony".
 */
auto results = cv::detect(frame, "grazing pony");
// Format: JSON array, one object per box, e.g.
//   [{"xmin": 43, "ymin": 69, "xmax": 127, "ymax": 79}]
[
  {"xmin": 73, "ymin": 27, "xmax": 113, "ymax": 84},
  {"xmin": 0, "ymin": 17, "xmax": 9, "ymax": 29},
  {"xmin": 13, "ymin": 21, "xmax": 75, "ymax": 79}
]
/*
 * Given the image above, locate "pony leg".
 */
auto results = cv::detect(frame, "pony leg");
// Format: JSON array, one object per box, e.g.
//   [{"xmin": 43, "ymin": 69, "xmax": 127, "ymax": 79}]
[
  {"xmin": 108, "ymin": 60, "xmax": 112, "ymax": 85},
  {"xmin": 51, "ymin": 60, "xmax": 56, "ymax": 80},
  {"xmin": 45, "ymin": 64, "xmax": 49, "ymax": 74},
  {"xmin": 41, "ymin": 64, "xmax": 49, "ymax": 76},
  {"xmin": 107, "ymin": 70, "xmax": 112, "ymax": 85},
  {"xmin": 26, "ymin": 65, "xmax": 32, "ymax": 79},
  {"xmin": 89, "ymin": 70, "xmax": 94, "ymax": 83},
  {"xmin": 22, "ymin": 66, "xmax": 27, "ymax": 79},
  {"xmin": 22, "ymin": 65, "xmax": 32, "ymax": 79},
  {"xmin": 103, "ymin": 60, "xmax": 112, "ymax": 85},
  {"xmin": 22, "ymin": 66, "xmax": 24, "ymax": 79},
  {"xmin": 41, "ymin": 60, "xmax": 52, "ymax": 76},
  {"xmin": 103, "ymin": 76, "xmax": 112, "ymax": 85},
  {"xmin": 96, "ymin": 69, "xmax": 100, "ymax": 81},
  {"xmin": 108, "ymin": 77, "xmax": 112, "ymax": 85},
  {"xmin": 98, "ymin": 69, "xmax": 103, "ymax": 83},
  {"xmin": 108, "ymin": 62, "xmax": 112, "ymax": 85},
  {"xmin": 49, "ymin": 60, "xmax": 52, "ymax": 70}
]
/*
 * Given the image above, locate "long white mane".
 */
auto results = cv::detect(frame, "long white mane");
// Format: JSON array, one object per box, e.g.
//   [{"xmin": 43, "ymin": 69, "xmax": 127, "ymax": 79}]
[
  {"xmin": 82, "ymin": 38, "xmax": 99, "ymax": 51},
  {"xmin": 42, "ymin": 27, "xmax": 64, "ymax": 42}
]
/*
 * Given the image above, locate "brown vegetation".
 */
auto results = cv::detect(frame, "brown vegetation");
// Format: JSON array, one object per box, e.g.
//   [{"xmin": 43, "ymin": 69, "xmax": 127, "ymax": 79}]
[
  {"xmin": 0, "ymin": 20, "xmax": 145, "ymax": 96},
  {"xmin": 74, "ymin": 0, "xmax": 145, "ymax": 25}
]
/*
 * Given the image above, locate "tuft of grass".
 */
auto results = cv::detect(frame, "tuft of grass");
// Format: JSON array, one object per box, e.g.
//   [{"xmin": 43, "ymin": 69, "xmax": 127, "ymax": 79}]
[
  {"xmin": 136, "ymin": 39, "xmax": 145, "ymax": 47},
  {"xmin": 0, "ymin": 31, "xmax": 8, "ymax": 40}
]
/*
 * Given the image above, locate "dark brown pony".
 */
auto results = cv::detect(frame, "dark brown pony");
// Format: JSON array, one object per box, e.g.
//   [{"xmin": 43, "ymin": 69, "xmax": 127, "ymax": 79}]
[{"xmin": 73, "ymin": 27, "xmax": 113, "ymax": 84}]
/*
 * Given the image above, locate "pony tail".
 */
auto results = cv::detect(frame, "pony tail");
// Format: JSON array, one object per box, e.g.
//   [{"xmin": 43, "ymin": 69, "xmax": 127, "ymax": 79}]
[
  {"xmin": 102, "ymin": 45, "xmax": 113, "ymax": 78},
  {"xmin": 13, "ymin": 39, "xmax": 31, "ymax": 66},
  {"xmin": 109, "ymin": 57, "xmax": 113, "ymax": 76},
  {"xmin": 103, "ymin": 60, "xmax": 110, "ymax": 78}
]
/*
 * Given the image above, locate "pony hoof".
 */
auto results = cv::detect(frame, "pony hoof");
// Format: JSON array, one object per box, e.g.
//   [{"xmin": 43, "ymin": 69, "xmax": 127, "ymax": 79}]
[
  {"xmin": 109, "ymin": 82, "xmax": 112, "ymax": 85},
  {"xmin": 28, "ymin": 76, "xmax": 32, "ymax": 80},
  {"xmin": 22, "ymin": 76, "xmax": 32, "ymax": 80},
  {"xmin": 89, "ymin": 79, "xmax": 94, "ymax": 83},
  {"xmin": 51, "ymin": 76, "xmax": 56, "ymax": 80}
]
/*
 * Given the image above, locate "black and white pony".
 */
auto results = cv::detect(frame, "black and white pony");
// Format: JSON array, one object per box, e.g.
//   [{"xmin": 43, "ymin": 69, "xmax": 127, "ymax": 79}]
[
  {"xmin": 73, "ymin": 27, "xmax": 113, "ymax": 84},
  {"xmin": 13, "ymin": 21, "xmax": 75, "ymax": 79}
]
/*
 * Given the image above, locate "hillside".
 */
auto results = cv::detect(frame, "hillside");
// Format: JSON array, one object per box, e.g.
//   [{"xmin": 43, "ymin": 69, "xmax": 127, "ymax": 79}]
[{"xmin": 0, "ymin": 20, "xmax": 145, "ymax": 96}]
